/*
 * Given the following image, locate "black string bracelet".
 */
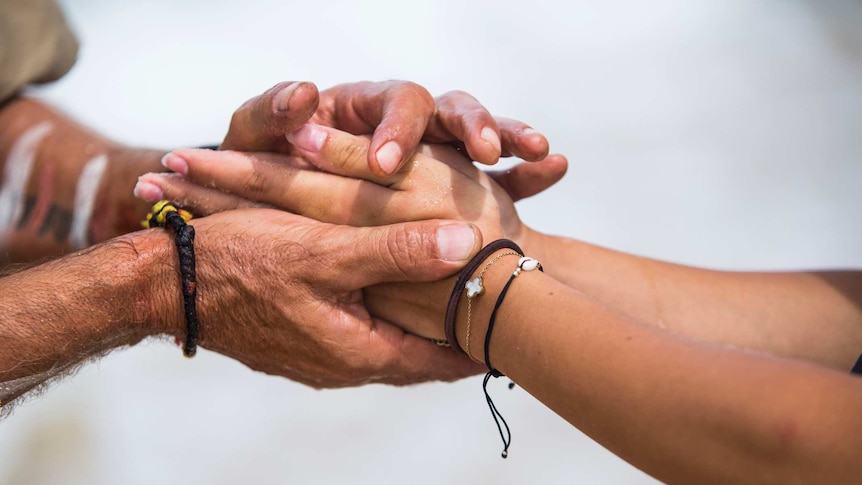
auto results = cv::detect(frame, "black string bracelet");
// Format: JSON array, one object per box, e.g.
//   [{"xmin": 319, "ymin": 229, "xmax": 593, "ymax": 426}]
[
  {"xmin": 851, "ymin": 353, "xmax": 862, "ymax": 375},
  {"xmin": 144, "ymin": 201, "xmax": 198, "ymax": 357},
  {"xmin": 482, "ymin": 255, "xmax": 543, "ymax": 459}
]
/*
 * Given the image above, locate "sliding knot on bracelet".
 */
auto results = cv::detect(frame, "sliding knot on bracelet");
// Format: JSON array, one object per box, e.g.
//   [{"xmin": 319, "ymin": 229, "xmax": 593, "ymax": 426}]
[
  {"xmin": 143, "ymin": 200, "xmax": 193, "ymax": 229},
  {"xmin": 142, "ymin": 200, "xmax": 198, "ymax": 358}
]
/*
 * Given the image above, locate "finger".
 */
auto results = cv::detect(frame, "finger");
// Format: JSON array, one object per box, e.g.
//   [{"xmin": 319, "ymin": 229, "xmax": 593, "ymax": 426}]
[
  {"xmin": 496, "ymin": 117, "xmax": 550, "ymax": 161},
  {"xmin": 287, "ymin": 123, "xmax": 402, "ymax": 185},
  {"xmin": 166, "ymin": 148, "xmax": 395, "ymax": 225},
  {"xmin": 486, "ymin": 154, "xmax": 569, "ymax": 202},
  {"xmin": 321, "ymin": 220, "xmax": 482, "ymax": 289},
  {"xmin": 368, "ymin": 320, "xmax": 484, "ymax": 385},
  {"xmin": 133, "ymin": 172, "xmax": 266, "ymax": 216},
  {"xmin": 220, "ymin": 81, "xmax": 320, "ymax": 153},
  {"xmin": 364, "ymin": 281, "xmax": 447, "ymax": 341},
  {"xmin": 426, "ymin": 90, "xmax": 502, "ymax": 165},
  {"xmin": 321, "ymin": 81, "xmax": 435, "ymax": 177}
]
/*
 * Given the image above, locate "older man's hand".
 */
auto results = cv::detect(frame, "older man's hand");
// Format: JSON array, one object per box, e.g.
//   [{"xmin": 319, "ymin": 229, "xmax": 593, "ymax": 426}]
[
  {"xmin": 217, "ymin": 80, "xmax": 555, "ymax": 177},
  {"xmin": 145, "ymin": 208, "xmax": 484, "ymax": 387}
]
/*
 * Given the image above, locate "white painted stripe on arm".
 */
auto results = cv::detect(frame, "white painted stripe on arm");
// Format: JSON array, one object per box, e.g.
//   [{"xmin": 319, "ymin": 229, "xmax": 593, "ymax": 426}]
[
  {"xmin": 0, "ymin": 122, "xmax": 53, "ymax": 232},
  {"xmin": 69, "ymin": 154, "xmax": 109, "ymax": 250}
]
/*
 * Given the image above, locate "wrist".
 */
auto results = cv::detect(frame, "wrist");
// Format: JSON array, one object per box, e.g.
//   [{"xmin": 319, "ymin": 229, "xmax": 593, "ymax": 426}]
[
  {"xmin": 0, "ymin": 227, "xmax": 194, "ymax": 393},
  {"xmin": 0, "ymin": 230, "xmax": 177, "ymax": 376},
  {"xmin": 92, "ymin": 145, "xmax": 168, "ymax": 241},
  {"xmin": 517, "ymin": 226, "xmax": 546, "ymax": 262},
  {"xmin": 455, "ymin": 250, "xmax": 523, "ymax": 363},
  {"xmin": 520, "ymin": 227, "xmax": 581, "ymax": 288},
  {"xmin": 118, "ymin": 228, "xmax": 185, "ymax": 340}
]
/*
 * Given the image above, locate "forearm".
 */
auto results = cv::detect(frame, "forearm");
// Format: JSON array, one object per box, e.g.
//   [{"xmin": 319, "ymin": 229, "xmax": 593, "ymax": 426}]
[
  {"xmin": 0, "ymin": 96, "xmax": 166, "ymax": 264},
  {"xmin": 0, "ymin": 229, "xmax": 172, "ymax": 408},
  {"xmin": 462, "ymin": 259, "xmax": 862, "ymax": 484},
  {"xmin": 524, "ymin": 228, "xmax": 862, "ymax": 369}
]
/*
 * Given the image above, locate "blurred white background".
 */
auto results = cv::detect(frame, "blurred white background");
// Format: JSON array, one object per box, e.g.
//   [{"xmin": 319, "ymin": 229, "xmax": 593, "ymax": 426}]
[{"xmin": 2, "ymin": 0, "xmax": 861, "ymax": 483}]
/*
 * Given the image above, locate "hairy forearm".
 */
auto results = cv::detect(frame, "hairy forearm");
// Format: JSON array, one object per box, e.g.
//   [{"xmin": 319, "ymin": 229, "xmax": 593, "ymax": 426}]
[
  {"xmin": 0, "ymin": 96, "xmax": 166, "ymax": 265},
  {"xmin": 461, "ymin": 259, "xmax": 862, "ymax": 484},
  {"xmin": 524, "ymin": 229, "xmax": 862, "ymax": 369},
  {"xmin": 0, "ymin": 230, "xmax": 170, "ymax": 409}
]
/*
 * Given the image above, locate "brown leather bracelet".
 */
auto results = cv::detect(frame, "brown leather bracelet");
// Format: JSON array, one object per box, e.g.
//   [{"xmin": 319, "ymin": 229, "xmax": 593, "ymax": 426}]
[{"xmin": 444, "ymin": 239, "xmax": 523, "ymax": 355}]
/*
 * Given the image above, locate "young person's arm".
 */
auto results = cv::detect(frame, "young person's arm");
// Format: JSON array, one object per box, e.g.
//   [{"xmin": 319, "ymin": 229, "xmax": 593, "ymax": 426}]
[
  {"xmin": 522, "ymin": 231, "xmax": 862, "ymax": 370},
  {"xmin": 449, "ymin": 253, "xmax": 862, "ymax": 485}
]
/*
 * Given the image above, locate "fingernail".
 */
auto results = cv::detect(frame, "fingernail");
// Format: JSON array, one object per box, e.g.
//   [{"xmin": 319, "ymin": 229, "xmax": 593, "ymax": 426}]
[
  {"xmin": 273, "ymin": 82, "xmax": 301, "ymax": 112},
  {"xmin": 286, "ymin": 123, "xmax": 327, "ymax": 152},
  {"xmin": 161, "ymin": 152, "xmax": 188, "ymax": 176},
  {"xmin": 437, "ymin": 224, "xmax": 476, "ymax": 262},
  {"xmin": 480, "ymin": 126, "xmax": 501, "ymax": 153},
  {"xmin": 521, "ymin": 127, "xmax": 539, "ymax": 136},
  {"xmin": 134, "ymin": 176, "xmax": 164, "ymax": 201},
  {"xmin": 376, "ymin": 141, "xmax": 402, "ymax": 175}
]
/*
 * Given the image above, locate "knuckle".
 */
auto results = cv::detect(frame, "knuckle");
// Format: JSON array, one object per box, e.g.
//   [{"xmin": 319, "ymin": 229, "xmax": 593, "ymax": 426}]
[
  {"xmin": 435, "ymin": 90, "xmax": 457, "ymax": 109},
  {"xmin": 437, "ymin": 89, "xmax": 476, "ymax": 105},
  {"xmin": 383, "ymin": 225, "xmax": 433, "ymax": 278},
  {"xmin": 241, "ymin": 164, "xmax": 270, "ymax": 199},
  {"xmin": 400, "ymin": 81, "xmax": 434, "ymax": 109},
  {"xmin": 222, "ymin": 108, "xmax": 253, "ymax": 150},
  {"xmin": 228, "ymin": 109, "xmax": 244, "ymax": 129},
  {"xmin": 162, "ymin": 178, "xmax": 189, "ymax": 202},
  {"xmin": 334, "ymin": 139, "xmax": 368, "ymax": 168},
  {"xmin": 232, "ymin": 98, "xmax": 255, "ymax": 119},
  {"xmin": 233, "ymin": 97, "xmax": 259, "ymax": 124}
]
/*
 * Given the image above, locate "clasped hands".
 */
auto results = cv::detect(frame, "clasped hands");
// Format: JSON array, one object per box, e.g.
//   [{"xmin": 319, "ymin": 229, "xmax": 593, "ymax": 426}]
[{"xmin": 134, "ymin": 80, "xmax": 567, "ymax": 388}]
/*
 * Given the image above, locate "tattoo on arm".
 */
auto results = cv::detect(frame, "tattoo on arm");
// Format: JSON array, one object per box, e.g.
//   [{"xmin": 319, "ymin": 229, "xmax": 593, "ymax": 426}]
[{"xmin": 17, "ymin": 195, "xmax": 73, "ymax": 242}]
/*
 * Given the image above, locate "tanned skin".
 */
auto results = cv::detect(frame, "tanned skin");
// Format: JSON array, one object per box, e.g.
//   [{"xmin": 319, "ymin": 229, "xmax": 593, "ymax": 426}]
[
  {"xmin": 149, "ymin": 125, "xmax": 862, "ymax": 485},
  {"xmin": 0, "ymin": 80, "xmax": 563, "ymax": 412}
]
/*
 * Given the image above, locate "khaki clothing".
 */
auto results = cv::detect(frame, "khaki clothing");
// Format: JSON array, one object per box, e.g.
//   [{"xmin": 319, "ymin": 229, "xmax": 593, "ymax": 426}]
[{"xmin": 0, "ymin": 0, "xmax": 78, "ymax": 102}]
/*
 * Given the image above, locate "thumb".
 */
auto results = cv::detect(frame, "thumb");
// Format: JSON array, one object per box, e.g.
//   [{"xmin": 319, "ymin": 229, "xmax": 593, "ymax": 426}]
[
  {"xmin": 220, "ymin": 81, "xmax": 320, "ymax": 152},
  {"xmin": 330, "ymin": 220, "xmax": 482, "ymax": 289}
]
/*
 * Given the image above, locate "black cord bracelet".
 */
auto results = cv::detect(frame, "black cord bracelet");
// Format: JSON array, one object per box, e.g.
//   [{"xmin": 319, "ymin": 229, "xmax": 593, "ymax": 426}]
[
  {"xmin": 482, "ymin": 255, "xmax": 543, "ymax": 459},
  {"xmin": 144, "ymin": 201, "xmax": 199, "ymax": 358},
  {"xmin": 484, "ymin": 256, "xmax": 544, "ymax": 375}
]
